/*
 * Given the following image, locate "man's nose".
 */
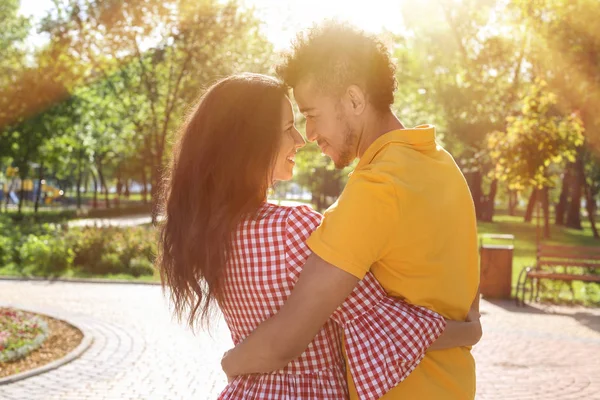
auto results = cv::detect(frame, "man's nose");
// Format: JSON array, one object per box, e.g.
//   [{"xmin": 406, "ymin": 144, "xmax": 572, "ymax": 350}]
[{"xmin": 305, "ymin": 122, "xmax": 317, "ymax": 142}]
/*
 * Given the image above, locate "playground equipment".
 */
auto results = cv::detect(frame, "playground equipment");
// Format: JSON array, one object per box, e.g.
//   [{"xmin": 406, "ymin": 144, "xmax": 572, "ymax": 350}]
[
  {"xmin": 41, "ymin": 180, "xmax": 64, "ymax": 204},
  {"xmin": 2, "ymin": 166, "xmax": 64, "ymax": 205}
]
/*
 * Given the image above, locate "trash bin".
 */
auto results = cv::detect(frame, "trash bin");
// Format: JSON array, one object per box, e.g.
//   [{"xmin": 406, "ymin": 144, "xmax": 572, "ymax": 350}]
[{"xmin": 479, "ymin": 234, "xmax": 514, "ymax": 299}]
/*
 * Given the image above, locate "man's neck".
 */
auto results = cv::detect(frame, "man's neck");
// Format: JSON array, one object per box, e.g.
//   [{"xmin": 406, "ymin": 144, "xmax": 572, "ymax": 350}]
[{"xmin": 357, "ymin": 110, "xmax": 404, "ymax": 158}]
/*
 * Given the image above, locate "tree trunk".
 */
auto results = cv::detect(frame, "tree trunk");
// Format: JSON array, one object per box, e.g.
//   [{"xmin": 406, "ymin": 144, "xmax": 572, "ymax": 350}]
[
  {"xmin": 5, "ymin": 179, "xmax": 14, "ymax": 211},
  {"xmin": 150, "ymin": 164, "xmax": 161, "ymax": 224},
  {"xmin": 124, "ymin": 178, "xmax": 130, "ymax": 198},
  {"xmin": 115, "ymin": 164, "xmax": 122, "ymax": 208},
  {"xmin": 90, "ymin": 169, "xmax": 99, "ymax": 209},
  {"xmin": 555, "ymin": 166, "xmax": 571, "ymax": 225},
  {"xmin": 524, "ymin": 188, "xmax": 537, "ymax": 223},
  {"xmin": 467, "ymin": 170, "xmax": 484, "ymax": 220},
  {"xmin": 480, "ymin": 179, "xmax": 498, "ymax": 222},
  {"xmin": 76, "ymin": 148, "xmax": 84, "ymax": 209},
  {"xmin": 34, "ymin": 162, "xmax": 44, "ymax": 213},
  {"xmin": 508, "ymin": 190, "xmax": 518, "ymax": 216},
  {"xmin": 542, "ymin": 186, "xmax": 551, "ymax": 239},
  {"xmin": 18, "ymin": 177, "xmax": 25, "ymax": 215},
  {"xmin": 96, "ymin": 160, "xmax": 110, "ymax": 209},
  {"xmin": 141, "ymin": 164, "xmax": 148, "ymax": 204},
  {"xmin": 566, "ymin": 150, "xmax": 584, "ymax": 229},
  {"xmin": 83, "ymin": 172, "xmax": 89, "ymax": 194},
  {"xmin": 583, "ymin": 180, "xmax": 599, "ymax": 239}
]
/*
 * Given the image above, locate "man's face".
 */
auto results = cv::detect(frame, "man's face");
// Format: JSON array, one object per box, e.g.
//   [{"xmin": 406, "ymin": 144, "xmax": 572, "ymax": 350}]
[{"xmin": 293, "ymin": 78, "xmax": 358, "ymax": 169}]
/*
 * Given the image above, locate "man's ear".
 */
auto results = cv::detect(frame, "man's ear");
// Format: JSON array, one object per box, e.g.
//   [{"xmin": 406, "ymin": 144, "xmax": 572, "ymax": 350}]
[{"xmin": 346, "ymin": 85, "xmax": 366, "ymax": 115}]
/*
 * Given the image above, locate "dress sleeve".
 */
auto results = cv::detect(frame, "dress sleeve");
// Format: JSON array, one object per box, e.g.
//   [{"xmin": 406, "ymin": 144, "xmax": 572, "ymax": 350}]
[
  {"xmin": 284, "ymin": 205, "xmax": 323, "ymax": 281},
  {"xmin": 331, "ymin": 272, "xmax": 446, "ymax": 400}
]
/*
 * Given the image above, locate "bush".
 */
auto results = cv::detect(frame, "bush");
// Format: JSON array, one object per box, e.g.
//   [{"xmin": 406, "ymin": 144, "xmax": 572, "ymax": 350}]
[
  {"xmin": 96, "ymin": 252, "xmax": 124, "ymax": 275},
  {"xmin": 1, "ymin": 215, "xmax": 157, "ymax": 280},
  {"xmin": 8, "ymin": 209, "xmax": 77, "ymax": 224},
  {"xmin": 69, "ymin": 228, "xmax": 112, "ymax": 272},
  {"xmin": 0, "ymin": 234, "xmax": 13, "ymax": 266},
  {"xmin": 129, "ymin": 257, "xmax": 155, "ymax": 277},
  {"xmin": 18, "ymin": 234, "xmax": 74, "ymax": 276},
  {"xmin": 69, "ymin": 226, "xmax": 156, "ymax": 276}
]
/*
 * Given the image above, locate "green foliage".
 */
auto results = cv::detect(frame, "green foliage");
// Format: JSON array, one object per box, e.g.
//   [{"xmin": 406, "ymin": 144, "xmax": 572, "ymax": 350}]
[
  {"xmin": 68, "ymin": 226, "xmax": 156, "ymax": 276},
  {"xmin": 19, "ymin": 234, "xmax": 75, "ymax": 276},
  {"xmin": 292, "ymin": 142, "xmax": 353, "ymax": 212},
  {"xmin": 129, "ymin": 257, "xmax": 156, "ymax": 278},
  {"xmin": 488, "ymin": 80, "xmax": 585, "ymax": 190},
  {"xmin": 0, "ymin": 0, "xmax": 598, "ymax": 226},
  {"xmin": 0, "ymin": 216, "xmax": 156, "ymax": 278}
]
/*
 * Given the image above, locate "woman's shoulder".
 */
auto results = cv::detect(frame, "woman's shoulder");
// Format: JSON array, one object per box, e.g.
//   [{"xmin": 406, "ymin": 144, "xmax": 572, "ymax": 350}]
[
  {"xmin": 270, "ymin": 202, "xmax": 322, "ymax": 225},
  {"xmin": 244, "ymin": 203, "xmax": 322, "ymax": 235}
]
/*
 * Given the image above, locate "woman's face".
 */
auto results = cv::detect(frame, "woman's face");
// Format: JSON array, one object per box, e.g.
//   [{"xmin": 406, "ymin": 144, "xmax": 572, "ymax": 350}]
[{"xmin": 272, "ymin": 97, "xmax": 305, "ymax": 181}]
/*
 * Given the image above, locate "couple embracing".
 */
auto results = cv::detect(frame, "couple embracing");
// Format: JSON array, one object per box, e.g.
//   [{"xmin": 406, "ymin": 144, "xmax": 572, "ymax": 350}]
[{"xmin": 158, "ymin": 21, "xmax": 481, "ymax": 400}]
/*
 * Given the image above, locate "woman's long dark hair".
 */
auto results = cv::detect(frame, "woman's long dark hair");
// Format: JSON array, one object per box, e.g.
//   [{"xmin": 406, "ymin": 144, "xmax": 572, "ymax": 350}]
[{"xmin": 157, "ymin": 73, "xmax": 287, "ymax": 329}]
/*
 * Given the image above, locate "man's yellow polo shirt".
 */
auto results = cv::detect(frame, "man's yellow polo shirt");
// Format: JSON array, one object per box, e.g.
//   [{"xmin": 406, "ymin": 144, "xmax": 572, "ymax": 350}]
[{"xmin": 306, "ymin": 125, "xmax": 479, "ymax": 400}]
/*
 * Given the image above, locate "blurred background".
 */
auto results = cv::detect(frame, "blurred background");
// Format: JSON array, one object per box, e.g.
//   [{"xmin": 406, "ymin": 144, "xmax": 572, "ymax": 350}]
[{"xmin": 0, "ymin": 0, "xmax": 599, "ymax": 303}]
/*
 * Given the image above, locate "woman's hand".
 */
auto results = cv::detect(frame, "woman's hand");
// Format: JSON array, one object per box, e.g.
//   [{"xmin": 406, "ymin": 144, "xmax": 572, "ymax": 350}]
[
  {"xmin": 427, "ymin": 288, "xmax": 482, "ymax": 351},
  {"xmin": 221, "ymin": 349, "xmax": 236, "ymax": 383}
]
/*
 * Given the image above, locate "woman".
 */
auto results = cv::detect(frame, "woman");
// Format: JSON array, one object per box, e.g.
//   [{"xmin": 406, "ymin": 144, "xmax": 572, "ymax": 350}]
[{"xmin": 157, "ymin": 73, "xmax": 481, "ymax": 399}]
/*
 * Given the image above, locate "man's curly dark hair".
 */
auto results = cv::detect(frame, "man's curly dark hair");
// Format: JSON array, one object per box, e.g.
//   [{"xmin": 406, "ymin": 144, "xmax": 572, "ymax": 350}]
[{"xmin": 276, "ymin": 21, "xmax": 397, "ymax": 112}]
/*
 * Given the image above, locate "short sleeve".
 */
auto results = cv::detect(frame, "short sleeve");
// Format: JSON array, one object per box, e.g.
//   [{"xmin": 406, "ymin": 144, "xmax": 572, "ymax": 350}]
[
  {"xmin": 284, "ymin": 205, "xmax": 323, "ymax": 281},
  {"xmin": 330, "ymin": 272, "xmax": 446, "ymax": 400},
  {"xmin": 306, "ymin": 170, "xmax": 399, "ymax": 279}
]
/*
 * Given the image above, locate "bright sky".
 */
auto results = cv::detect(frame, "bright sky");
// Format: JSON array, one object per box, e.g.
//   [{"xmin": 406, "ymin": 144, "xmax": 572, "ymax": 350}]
[{"xmin": 19, "ymin": 0, "xmax": 406, "ymax": 50}]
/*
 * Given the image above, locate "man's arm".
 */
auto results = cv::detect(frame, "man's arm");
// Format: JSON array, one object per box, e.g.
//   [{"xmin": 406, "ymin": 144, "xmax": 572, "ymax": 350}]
[{"xmin": 221, "ymin": 253, "xmax": 359, "ymax": 377}]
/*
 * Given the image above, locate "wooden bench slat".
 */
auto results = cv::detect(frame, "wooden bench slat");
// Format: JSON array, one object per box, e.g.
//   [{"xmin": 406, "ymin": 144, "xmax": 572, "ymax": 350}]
[
  {"xmin": 538, "ymin": 244, "xmax": 600, "ymax": 256},
  {"xmin": 537, "ymin": 250, "xmax": 600, "ymax": 260},
  {"xmin": 527, "ymin": 271, "xmax": 600, "ymax": 283},
  {"xmin": 538, "ymin": 243, "xmax": 600, "ymax": 251},
  {"xmin": 538, "ymin": 253, "xmax": 600, "ymax": 261},
  {"xmin": 538, "ymin": 260, "xmax": 600, "ymax": 269}
]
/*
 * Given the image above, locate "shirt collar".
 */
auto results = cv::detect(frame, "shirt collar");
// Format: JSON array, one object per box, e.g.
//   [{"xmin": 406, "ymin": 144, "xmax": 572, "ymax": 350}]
[{"xmin": 356, "ymin": 124, "xmax": 437, "ymax": 170}]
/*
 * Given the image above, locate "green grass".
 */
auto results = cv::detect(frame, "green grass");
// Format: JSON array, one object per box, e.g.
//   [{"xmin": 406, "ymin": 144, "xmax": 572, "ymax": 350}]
[
  {"xmin": 1, "ymin": 203, "xmax": 151, "ymax": 221},
  {"xmin": 0, "ymin": 264, "xmax": 160, "ymax": 284},
  {"xmin": 478, "ymin": 212, "xmax": 600, "ymax": 305},
  {"xmin": 79, "ymin": 193, "xmax": 145, "ymax": 202}
]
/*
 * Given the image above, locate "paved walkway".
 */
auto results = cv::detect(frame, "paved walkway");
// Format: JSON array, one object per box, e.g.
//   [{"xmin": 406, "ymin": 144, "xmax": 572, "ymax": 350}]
[
  {"xmin": 68, "ymin": 215, "xmax": 153, "ymax": 228},
  {"xmin": 66, "ymin": 201, "xmax": 311, "ymax": 229},
  {"xmin": 0, "ymin": 280, "xmax": 599, "ymax": 400}
]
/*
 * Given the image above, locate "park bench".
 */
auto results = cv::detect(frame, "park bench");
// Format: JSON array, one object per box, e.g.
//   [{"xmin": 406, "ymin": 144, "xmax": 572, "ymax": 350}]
[{"xmin": 516, "ymin": 244, "xmax": 600, "ymax": 306}]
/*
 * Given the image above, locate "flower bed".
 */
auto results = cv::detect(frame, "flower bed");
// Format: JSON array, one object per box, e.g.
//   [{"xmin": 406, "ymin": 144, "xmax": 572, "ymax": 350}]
[{"xmin": 0, "ymin": 308, "xmax": 49, "ymax": 363}]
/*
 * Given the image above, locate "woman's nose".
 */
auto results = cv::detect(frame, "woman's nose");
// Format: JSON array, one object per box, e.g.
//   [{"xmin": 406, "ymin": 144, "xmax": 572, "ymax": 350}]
[{"xmin": 294, "ymin": 128, "xmax": 306, "ymax": 148}]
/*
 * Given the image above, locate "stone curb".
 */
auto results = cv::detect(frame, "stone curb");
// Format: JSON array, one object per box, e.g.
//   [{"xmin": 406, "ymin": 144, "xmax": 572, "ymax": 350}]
[
  {"xmin": 0, "ymin": 276, "xmax": 161, "ymax": 286},
  {"xmin": 0, "ymin": 304, "xmax": 94, "ymax": 386}
]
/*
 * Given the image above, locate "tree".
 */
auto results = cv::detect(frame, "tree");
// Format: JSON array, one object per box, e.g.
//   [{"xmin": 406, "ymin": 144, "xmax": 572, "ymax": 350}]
[
  {"xmin": 398, "ymin": 0, "xmax": 529, "ymax": 221},
  {"xmin": 40, "ymin": 0, "xmax": 274, "ymax": 221},
  {"xmin": 488, "ymin": 80, "xmax": 585, "ymax": 238},
  {"xmin": 293, "ymin": 143, "xmax": 352, "ymax": 212},
  {"xmin": 512, "ymin": 0, "xmax": 600, "ymax": 229},
  {"xmin": 583, "ymin": 151, "xmax": 600, "ymax": 238},
  {"xmin": 0, "ymin": 0, "xmax": 30, "ymax": 115}
]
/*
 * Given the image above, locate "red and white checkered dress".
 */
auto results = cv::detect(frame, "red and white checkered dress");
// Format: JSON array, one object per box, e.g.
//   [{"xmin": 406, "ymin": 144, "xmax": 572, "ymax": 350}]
[{"xmin": 217, "ymin": 203, "xmax": 446, "ymax": 400}]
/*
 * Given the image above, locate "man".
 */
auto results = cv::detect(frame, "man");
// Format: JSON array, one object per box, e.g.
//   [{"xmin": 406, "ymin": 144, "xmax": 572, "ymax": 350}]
[{"xmin": 222, "ymin": 21, "xmax": 480, "ymax": 399}]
